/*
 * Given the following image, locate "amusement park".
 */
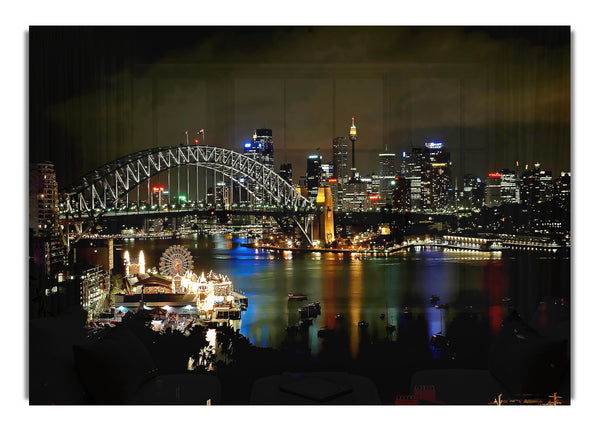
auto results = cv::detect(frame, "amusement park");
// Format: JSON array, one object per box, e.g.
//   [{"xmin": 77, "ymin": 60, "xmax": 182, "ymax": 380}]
[{"xmin": 111, "ymin": 245, "xmax": 247, "ymax": 331}]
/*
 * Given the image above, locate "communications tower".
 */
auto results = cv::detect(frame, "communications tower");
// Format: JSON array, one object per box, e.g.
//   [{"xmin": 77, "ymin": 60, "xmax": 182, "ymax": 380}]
[{"xmin": 349, "ymin": 117, "xmax": 357, "ymax": 173}]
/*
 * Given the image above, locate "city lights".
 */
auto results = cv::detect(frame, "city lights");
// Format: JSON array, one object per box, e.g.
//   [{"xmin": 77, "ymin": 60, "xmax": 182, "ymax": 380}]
[{"xmin": 29, "ymin": 26, "xmax": 571, "ymax": 407}]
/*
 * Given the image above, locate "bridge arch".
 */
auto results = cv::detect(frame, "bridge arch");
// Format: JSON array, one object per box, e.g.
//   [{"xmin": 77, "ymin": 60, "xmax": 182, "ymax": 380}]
[{"xmin": 62, "ymin": 145, "xmax": 312, "ymax": 216}]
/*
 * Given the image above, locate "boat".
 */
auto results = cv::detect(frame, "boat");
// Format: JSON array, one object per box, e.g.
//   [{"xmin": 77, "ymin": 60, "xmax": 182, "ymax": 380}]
[
  {"xmin": 358, "ymin": 320, "xmax": 368, "ymax": 328},
  {"xmin": 288, "ymin": 293, "xmax": 308, "ymax": 301},
  {"xmin": 335, "ymin": 313, "xmax": 344, "ymax": 320},
  {"xmin": 298, "ymin": 302, "xmax": 321, "ymax": 318},
  {"xmin": 430, "ymin": 332, "xmax": 450, "ymax": 348},
  {"xmin": 430, "ymin": 294, "xmax": 440, "ymax": 304},
  {"xmin": 317, "ymin": 327, "xmax": 334, "ymax": 338},
  {"xmin": 435, "ymin": 303, "xmax": 449, "ymax": 310},
  {"xmin": 308, "ymin": 302, "xmax": 321, "ymax": 311},
  {"xmin": 299, "ymin": 319, "xmax": 313, "ymax": 327}
]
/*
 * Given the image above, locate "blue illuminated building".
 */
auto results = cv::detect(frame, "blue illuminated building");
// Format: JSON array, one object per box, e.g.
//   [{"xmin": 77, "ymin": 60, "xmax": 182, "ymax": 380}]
[{"xmin": 243, "ymin": 128, "xmax": 274, "ymax": 171}]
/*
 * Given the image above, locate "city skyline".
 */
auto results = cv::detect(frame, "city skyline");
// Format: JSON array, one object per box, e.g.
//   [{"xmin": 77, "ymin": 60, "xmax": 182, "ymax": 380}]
[
  {"xmin": 29, "ymin": 26, "xmax": 570, "ymax": 188},
  {"xmin": 26, "ymin": 23, "xmax": 574, "ymax": 411}
]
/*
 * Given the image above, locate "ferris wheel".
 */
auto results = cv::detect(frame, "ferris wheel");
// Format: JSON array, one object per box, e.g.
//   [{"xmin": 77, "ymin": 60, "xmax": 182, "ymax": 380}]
[{"xmin": 159, "ymin": 245, "xmax": 194, "ymax": 277}]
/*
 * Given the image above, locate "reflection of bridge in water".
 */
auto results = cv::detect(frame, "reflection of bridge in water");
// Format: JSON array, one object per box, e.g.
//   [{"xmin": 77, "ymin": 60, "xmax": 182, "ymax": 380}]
[{"xmin": 59, "ymin": 144, "xmax": 317, "ymax": 247}]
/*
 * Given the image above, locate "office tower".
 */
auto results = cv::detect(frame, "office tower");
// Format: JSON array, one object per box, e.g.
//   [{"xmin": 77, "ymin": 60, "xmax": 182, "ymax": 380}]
[
  {"xmin": 520, "ymin": 163, "xmax": 554, "ymax": 230},
  {"xmin": 321, "ymin": 162, "xmax": 334, "ymax": 181},
  {"xmin": 555, "ymin": 172, "xmax": 571, "ymax": 212},
  {"xmin": 343, "ymin": 174, "xmax": 368, "ymax": 211},
  {"xmin": 403, "ymin": 147, "xmax": 427, "ymax": 210},
  {"xmin": 423, "ymin": 142, "xmax": 452, "ymax": 210},
  {"xmin": 463, "ymin": 174, "xmax": 485, "ymax": 209},
  {"xmin": 500, "ymin": 169, "xmax": 519, "ymax": 204},
  {"xmin": 520, "ymin": 163, "xmax": 553, "ymax": 206},
  {"xmin": 333, "ymin": 137, "xmax": 349, "ymax": 182},
  {"xmin": 539, "ymin": 169, "xmax": 554, "ymax": 203},
  {"xmin": 242, "ymin": 128, "xmax": 274, "ymax": 204},
  {"xmin": 379, "ymin": 153, "xmax": 396, "ymax": 176},
  {"xmin": 485, "ymin": 172, "xmax": 503, "ymax": 207},
  {"xmin": 306, "ymin": 154, "xmax": 322, "ymax": 201},
  {"xmin": 332, "ymin": 136, "xmax": 349, "ymax": 211},
  {"xmin": 243, "ymin": 128, "xmax": 274, "ymax": 171},
  {"xmin": 555, "ymin": 172, "xmax": 571, "ymax": 233},
  {"xmin": 392, "ymin": 176, "xmax": 411, "ymax": 211},
  {"xmin": 349, "ymin": 117, "xmax": 358, "ymax": 172},
  {"xmin": 378, "ymin": 152, "xmax": 397, "ymax": 205},
  {"xmin": 279, "ymin": 163, "xmax": 293, "ymax": 185}
]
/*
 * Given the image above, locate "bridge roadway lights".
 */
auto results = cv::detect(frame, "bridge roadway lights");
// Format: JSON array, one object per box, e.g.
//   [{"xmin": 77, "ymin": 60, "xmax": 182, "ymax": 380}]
[{"xmin": 62, "ymin": 145, "xmax": 312, "ymax": 217}]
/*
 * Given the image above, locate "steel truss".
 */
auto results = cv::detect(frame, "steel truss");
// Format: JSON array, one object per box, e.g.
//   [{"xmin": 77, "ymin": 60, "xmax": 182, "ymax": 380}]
[{"xmin": 62, "ymin": 145, "xmax": 312, "ymax": 216}]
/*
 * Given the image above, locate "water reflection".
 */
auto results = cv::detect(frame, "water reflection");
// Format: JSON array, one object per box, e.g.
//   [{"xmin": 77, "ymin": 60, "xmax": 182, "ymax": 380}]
[
  {"xmin": 115, "ymin": 236, "xmax": 570, "ymax": 359},
  {"xmin": 348, "ymin": 259, "xmax": 363, "ymax": 358}
]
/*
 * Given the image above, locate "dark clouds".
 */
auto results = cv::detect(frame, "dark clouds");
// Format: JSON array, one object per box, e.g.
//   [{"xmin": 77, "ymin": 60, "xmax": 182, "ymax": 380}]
[{"xmin": 29, "ymin": 26, "xmax": 570, "ymax": 186}]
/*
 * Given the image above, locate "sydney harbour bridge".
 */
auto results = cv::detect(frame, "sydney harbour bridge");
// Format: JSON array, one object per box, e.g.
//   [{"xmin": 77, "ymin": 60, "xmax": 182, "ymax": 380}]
[{"xmin": 58, "ymin": 144, "xmax": 321, "ymax": 248}]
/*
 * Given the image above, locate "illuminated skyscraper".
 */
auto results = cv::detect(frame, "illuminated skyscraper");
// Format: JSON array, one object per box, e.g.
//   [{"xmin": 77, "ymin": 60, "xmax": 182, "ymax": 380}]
[
  {"xmin": 29, "ymin": 162, "xmax": 61, "ymax": 237},
  {"xmin": 485, "ymin": 169, "xmax": 518, "ymax": 207},
  {"xmin": 306, "ymin": 154, "xmax": 322, "ymax": 201},
  {"xmin": 343, "ymin": 174, "xmax": 368, "ymax": 211},
  {"xmin": 243, "ymin": 128, "xmax": 274, "ymax": 171},
  {"xmin": 520, "ymin": 163, "xmax": 553, "ymax": 206},
  {"xmin": 500, "ymin": 169, "xmax": 519, "ymax": 204},
  {"xmin": 29, "ymin": 161, "xmax": 69, "ymax": 316},
  {"xmin": 423, "ymin": 142, "xmax": 451, "ymax": 210},
  {"xmin": 403, "ymin": 147, "xmax": 427, "ymax": 210},
  {"xmin": 279, "ymin": 163, "xmax": 293, "ymax": 185},
  {"xmin": 392, "ymin": 176, "xmax": 411, "ymax": 211},
  {"xmin": 242, "ymin": 128, "xmax": 275, "ymax": 203},
  {"xmin": 485, "ymin": 172, "xmax": 503, "ymax": 206},
  {"xmin": 463, "ymin": 174, "xmax": 485, "ymax": 209},
  {"xmin": 379, "ymin": 153, "xmax": 396, "ymax": 176},
  {"xmin": 555, "ymin": 172, "xmax": 570, "ymax": 212},
  {"xmin": 332, "ymin": 136, "xmax": 349, "ymax": 182},
  {"xmin": 378, "ymin": 152, "xmax": 397, "ymax": 205},
  {"xmin": 321, "ymin": 162, "xmax": 334, "ymax": 181}
]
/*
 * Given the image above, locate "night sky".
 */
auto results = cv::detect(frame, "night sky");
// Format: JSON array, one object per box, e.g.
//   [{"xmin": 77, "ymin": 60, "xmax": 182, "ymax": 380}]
[{"xmin": 29, "ymin": 26, "xmax": 570, "ymax": 187}]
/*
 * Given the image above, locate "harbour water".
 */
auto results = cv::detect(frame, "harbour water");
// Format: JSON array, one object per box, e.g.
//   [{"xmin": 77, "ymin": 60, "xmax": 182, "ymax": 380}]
[{"xmin": 115, "ymin": 235, "xmax": 570, "ymax": 358}]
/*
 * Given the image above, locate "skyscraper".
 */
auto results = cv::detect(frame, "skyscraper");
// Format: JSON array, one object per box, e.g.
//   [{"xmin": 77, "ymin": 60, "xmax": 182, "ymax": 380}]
[
  {"xmin": 403, "ymin": 147, "xmax": 427, "ymax": 210},
  {"xmin": 392, "ymin": 176, "xmax": 411, "ymax": 211},
  {"xmin": 378, "ymin": 153, "xmax": 397, "ymax": 205},
  {"xmin": 379, "ymin": 153, "xmax": 396, "ymax": 177},
  {"xmin": 279, "ymin": 163, "xmax": 293, "ymax": 185},
  {"xmin": 320, "ymin": 162, "xmax": 334, "ymax": 181},
  {"xmin": 423, "ymin": 142, "xmax": 451, "ymax": 210},
  {"xmin": 29, "ymin": 162, "xmax": 61, "ymax": 237},
  {"xmin": 500, "ymin": 169, "xmax": 519, "ymax": 204},
  {"xmin": 343, "ymin": 174, "xmax": 368, "ymax": 211},
  {"xmin": 332, "ymin": 137, "xmax": 349, "ymax": 182},
  {"xmin": 242, "ymin": 128, "xmax": 275, "ymax": 204},
  {"xmin": 243, "ymin": 128, "xmax": 274, "ymax": 171},
  {"xmin": 306, "ymin": 154, "xmax": 322, "ymax": 201},
  {"xmin": 463, "ymin": 174, "xmax": 485, "ymax": 209},
  {"xmin": 29, "ymin": 162, "xmax": 70, "ymax": 316},
  {"xmin": 485, "ymin": 172, "xmax": 503, "ymax": 207}
]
